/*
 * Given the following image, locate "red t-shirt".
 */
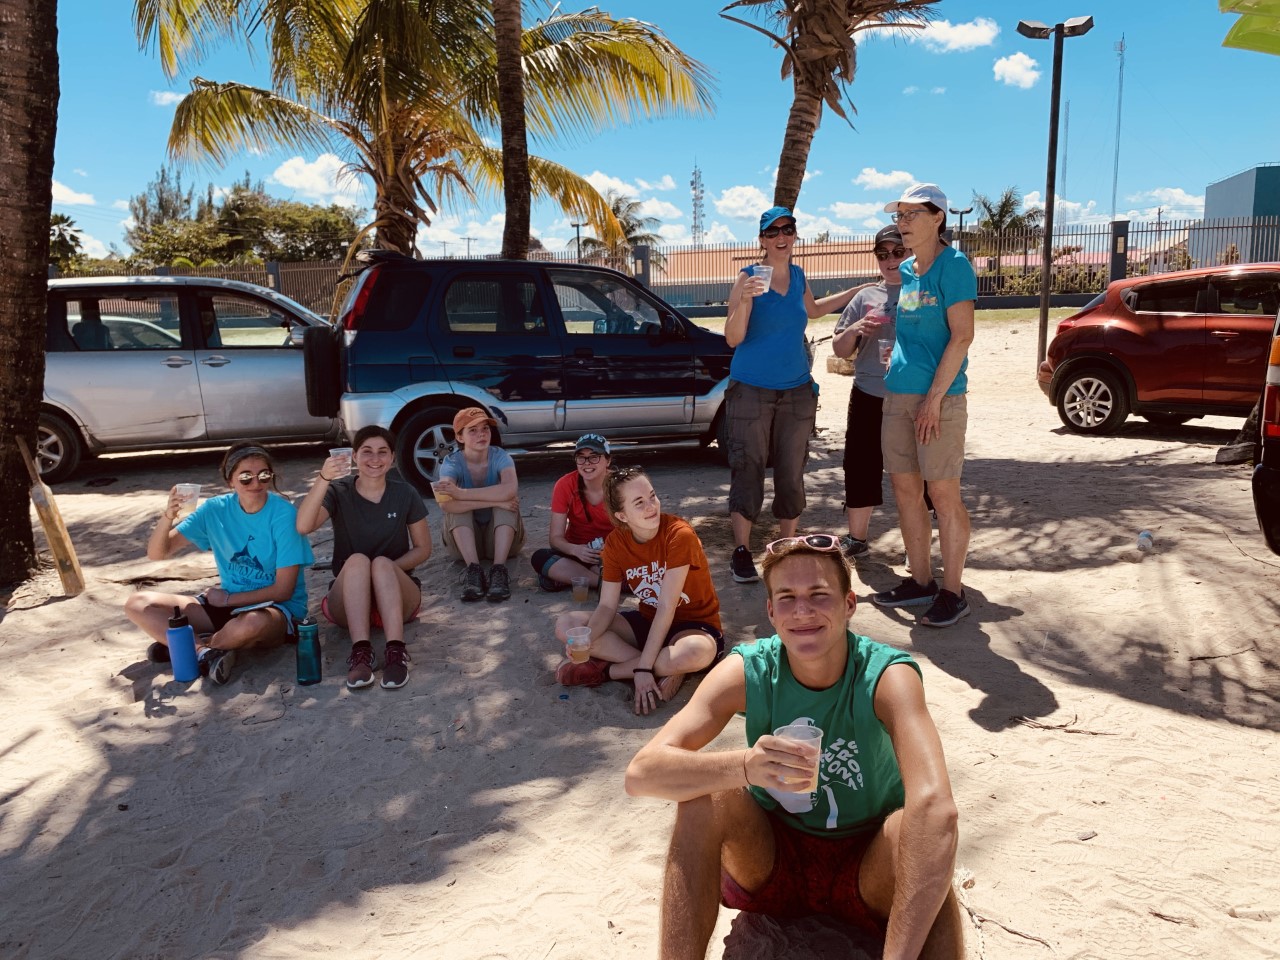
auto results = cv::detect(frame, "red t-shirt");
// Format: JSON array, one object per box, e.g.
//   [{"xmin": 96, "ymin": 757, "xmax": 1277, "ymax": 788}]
[
  {"xmin": 601, "ymin": 514, "xmax": 721, "ymax": 630},
  {"xmin": 550, "ymin": 472, "xmax": 615, "ymax": 545}
]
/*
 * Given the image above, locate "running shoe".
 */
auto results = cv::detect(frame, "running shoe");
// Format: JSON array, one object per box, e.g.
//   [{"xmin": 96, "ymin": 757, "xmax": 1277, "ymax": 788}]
[
  {"xmin": 381, "ymin": 641, "xmax": 411, "ymax": 689},
  {"xmin": 346, "ymin": 641, "xmax": 376, "ymax": 689},
  {"xmin": 871, "ymin": 577, "xmax": 939, "ymax": 608},
  {"xmin": 486, "ymin": 563, "xmax": 511, "ymax": 602},
  {"xmin": 555, "ymin": 657, "xmax": 612, "ymax": 687},
  {"xmin": 460, "ymin": 563, "xmax": 486, "ymax": 602},
  {"xmin": 730, "ymin": 546, "xmax": 760, "ymax": 584},
  {"xmin": 838, "ymin": 535, "xmax": 869, "ymax": 562},
  {"xmin": 920, "ymin": 589, "xmax": 970, "ymax": 627}
]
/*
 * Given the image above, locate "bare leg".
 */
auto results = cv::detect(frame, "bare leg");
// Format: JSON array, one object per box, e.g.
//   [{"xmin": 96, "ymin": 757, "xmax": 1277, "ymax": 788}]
[
  {"xmin": 124, "ymin": 591, "xmax": 214, "ymax": 644},
  {"xmin": 544, "ymin": 556, "xmax": 600, "ymax": 587},
  {"xmin": 731, "ymin": 511, "xmax": 753, "ymax": 551},
  {"xmin": 208, "ymin": 607, "xmax": 289, "ymax": 651},
  {"xmin": 328, "ymin": 555, "xmax": 373, "ymax": 645},
  {"xmin": 449, "ymin": 525, "xmax": 481, "ymax": 566},
  {"xmin": 890, "ymin": 471, "xmax": 934, "ymax": 586},
  {"xmin": 926, "ymin": 478, "xmax": 969, "ymax": 597},
  {"xmin": 492, "ymin": 524, "xmax": 516, "ymax": 566},
  {"xmin": 370, "ymin": 555, "xmax": 419, "ymax": 645},
  {"xmin": 846, "ymin": 505, "xmax": 874, "ymax": 541},
  {"xmin": 778, "ymin": 516, "xmax": 798, "ymax": 539}
]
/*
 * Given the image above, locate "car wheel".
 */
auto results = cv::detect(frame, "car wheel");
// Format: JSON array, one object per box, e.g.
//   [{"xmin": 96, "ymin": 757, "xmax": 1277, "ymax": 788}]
[
  {"xmin": 703, "ymin": 410, "xmax": 729, "ymax": 465},
  {"xmin": 396, "ymin": 406, "xmax": 460, "ymax": 492},
  {"xmin": 1057, "ymin": 368, "xmax": 1130, "ymax": 434},
  {"xmin": 1142, "ymin": 413, "xmax": 1193, "ymax": 427},
  {"xmin": 37, "ymin": 412, "xmax": 83, "ymax": 483},
  {"xmin": 303, "ymin": 326, "xmax": 341, "ymax": 418}
]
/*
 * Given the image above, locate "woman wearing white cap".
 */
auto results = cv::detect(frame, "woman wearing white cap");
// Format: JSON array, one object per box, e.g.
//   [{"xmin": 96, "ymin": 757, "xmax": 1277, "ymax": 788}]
[{"xmin": 871, "ymin": 183, "xmax": 976, "ymax": 627}]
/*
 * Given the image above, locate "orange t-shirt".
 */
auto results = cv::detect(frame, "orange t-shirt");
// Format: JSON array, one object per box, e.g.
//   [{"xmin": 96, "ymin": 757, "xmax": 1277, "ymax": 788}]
[{"xmin": 601, "ymin": 514, "xmax": 721, "ymax": 630}]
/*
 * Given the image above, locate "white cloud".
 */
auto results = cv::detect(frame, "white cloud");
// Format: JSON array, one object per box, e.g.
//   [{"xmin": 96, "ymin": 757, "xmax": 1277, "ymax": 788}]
[
  {"xmin": 854, "ymin": 167, "xmax": 914, "ymax": 191},
  {"xmin": 639, "ymin": 198, "xmax": 683, "ymax": 221},
  {"xmin": 658, "ymin": 223, "xmax": 690, "ymax": 244},
  {"xmin": 931, "ymin": 86, "xmax": 947, "ymax": 95},
  {"xmin": 793, "ymin": 212, "xmax": 852, "ymax": 238},
  {"xmin": 1025, "ymin": 191, "xmax": 1103, "ymax": 223},
  {"xmin": 703, "ymin": 222, "xmax": 739, "ymax": 244},
  {"xmin": 911, "ymin": 17, "xmax": 1000, "ymax": 53},
  {"xmin": 903, "ymin": 85, "xmax": 918, "ymax": 95},
  {"xmin": 637, "ymin": 175, "xmax": 677, "ymax": 192},
  {"xmin": 862, "ymin": 216, "xmax": 887, "ymax": 229},
  {"xmin": 79, "ymin": 233, "xmax": 108, "ymax": 258},
  {"xmin": 763, "ymin": 166, "xmax": 821, "ymax": 185},
  {"xmin": 828, "ymin": 200, "xmax": 883, "ymax": 220},
  {"xmin": 149, "ymin": 90, "xmax": 185, "ymax": 107},
  {"xmin": 994, "ymin": 52, "xmax": 1040, "ymax": 89},
  {"xmin": 111, "ymin": 199, "xmax": 130, "ymax": 211},
  {"xmin": 585, "ymin": 171, "xmax": 639, "ymax": 197},
  {"xmin": 52, "ymin": 180, "xmax": 94, "ymax": 205},
  {"xmin": 714, "ymin": 184, "xmax": 770, "ymax": 219},
  {"xmin": 270, "ymin": 153, "xmax": 365, "ymax": 208},
  {"xmin": 418, "ymin": 212, "xmax": 506, "ymax": 256},
  {"xmin": 73, "ymin": 168, "xmax": 88, "ymax": 177},
  {"xmin": 120, "ymin": 215, "xmax": 137, "ymax": 231},
  {"xmin": 1124, "ymin": 187, "xmax": 1205, "ymax": 219}
]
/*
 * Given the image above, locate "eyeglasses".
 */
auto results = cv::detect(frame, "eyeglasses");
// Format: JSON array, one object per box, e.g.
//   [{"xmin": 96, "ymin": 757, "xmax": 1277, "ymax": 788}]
[
  {"xmin": 761, "ymin": 224, "xmax": 797, "ymax": 239},
  {"xmin": 575, "ymin": 452, "xmax": 603, "ymax": 465},
  {"xmin": 891, "ymin": 210, "xmax": 930, "ymax": 223},
  {"xmin": 874, "ymin": 247, "xmax": 908, "ymax": 261},
  {"xmin": 765, "ymin": 534, "xmax": 842, "ymax": 555},
  {"xmin": 236, "ymin": 469, "xmax": 274, "ymax": 485}
]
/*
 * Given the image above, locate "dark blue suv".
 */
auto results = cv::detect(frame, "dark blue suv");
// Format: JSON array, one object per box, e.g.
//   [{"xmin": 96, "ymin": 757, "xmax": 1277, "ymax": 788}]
[{"xmin": 304, "ymin": 253, "xmax": 734, "ymax": 491}]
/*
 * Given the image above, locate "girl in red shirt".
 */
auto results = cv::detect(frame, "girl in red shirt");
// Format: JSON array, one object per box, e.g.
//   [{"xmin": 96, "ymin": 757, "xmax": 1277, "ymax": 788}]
[{"xmin": 531, "ymin": 434, "xmax": 616, "ymax": 592}]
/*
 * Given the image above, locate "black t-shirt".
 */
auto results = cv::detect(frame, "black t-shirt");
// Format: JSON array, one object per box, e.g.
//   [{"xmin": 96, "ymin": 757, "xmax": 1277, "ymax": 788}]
[{"xmin": 322, "ymin": 476, "xmax": 428, "ymax": 576}]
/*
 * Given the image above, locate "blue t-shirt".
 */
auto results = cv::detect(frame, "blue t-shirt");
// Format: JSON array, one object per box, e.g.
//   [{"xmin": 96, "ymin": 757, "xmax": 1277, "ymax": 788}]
[
  {"xmin": 439, "ymin": 446, "xmax": 516, "ymax": 525},
  {"xmin": 884, "ymin": 245, "xmax": 976, "ymax": 396},
  {"xmin": 176, "ymin": 492, "xmax": 313, "ymax": 619},
  {"xmin": 730, "ymin": 263, "xmax": 811, "ymax": 390}
]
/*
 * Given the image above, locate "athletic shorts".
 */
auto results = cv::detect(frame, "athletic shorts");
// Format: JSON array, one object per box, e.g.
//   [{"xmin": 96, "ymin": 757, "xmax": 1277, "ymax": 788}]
[
  {"xmin": 619, "ymin": 610, "xmax": 726, "ymax": 661},
  {"xmin": 197, "ymin": 593, "xmax": 297, "ymax": 641},
  {"xmin": 321, "ymin": 576, "xmax": 421, "ymax": 628},
  {"xmin": 881, "ymin": 391, "xmax": 967, "ymax": 481},
  {"xmin": 720, "ymin": 810, "xmax": 884, "ymax": 936}
]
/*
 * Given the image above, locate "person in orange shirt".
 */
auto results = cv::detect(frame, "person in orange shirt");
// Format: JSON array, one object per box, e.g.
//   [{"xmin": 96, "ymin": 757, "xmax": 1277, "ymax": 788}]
[{"xmin": 553, "ymin": 466, "xmax": 723, "ymax": 716}]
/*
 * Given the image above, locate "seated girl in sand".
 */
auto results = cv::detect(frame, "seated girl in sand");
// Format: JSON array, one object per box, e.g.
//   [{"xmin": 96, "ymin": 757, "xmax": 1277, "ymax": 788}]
[
  {"xmin": 124, "ymin": 444, "xmax": 313, "ymax": 686},
  {"xmin": 530, "ymin": 433, "xmax": 615, "ymax": 592},
  {"xmin": 553, "ymin": 465, "xmax": 723, "ymax": 715},
  {"xmin": 295, "ymin": 426, "xmax": 431, "ymax": 691}
]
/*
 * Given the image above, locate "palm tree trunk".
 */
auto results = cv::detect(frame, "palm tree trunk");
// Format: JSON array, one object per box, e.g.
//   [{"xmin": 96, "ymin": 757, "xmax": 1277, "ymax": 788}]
[
  {"xmin": 0, "ymin": 0, "xmax": 59, "ymax": 586},
  {"xmin": 495, "ymin": 0, "xmax": 531, "ymax": 260},
  {"xmin": 773, "ymin": 73, "xmax": 824, "ymax": 211}
]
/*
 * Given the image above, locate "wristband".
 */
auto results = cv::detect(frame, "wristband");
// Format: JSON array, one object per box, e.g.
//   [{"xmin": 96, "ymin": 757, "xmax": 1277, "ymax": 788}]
[{"xmin": 633, "ymin": 667, "xmax": 654, "ymax": 675}]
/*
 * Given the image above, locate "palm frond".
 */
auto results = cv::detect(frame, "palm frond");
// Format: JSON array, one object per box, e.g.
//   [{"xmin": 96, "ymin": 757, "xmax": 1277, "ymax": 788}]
[{"xmin": 168, "ymin": 79, "xmax": 337, "ymax": 166}]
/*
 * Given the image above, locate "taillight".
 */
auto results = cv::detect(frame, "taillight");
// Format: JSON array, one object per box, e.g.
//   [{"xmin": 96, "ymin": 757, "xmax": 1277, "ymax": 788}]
[
  {"xmin": 340, "ymin": 267, "xmax": 382, "ymax": 332},
  {"xmin": 1264, "ymin": 383, "xmax": 1280, "ymax": 440}
]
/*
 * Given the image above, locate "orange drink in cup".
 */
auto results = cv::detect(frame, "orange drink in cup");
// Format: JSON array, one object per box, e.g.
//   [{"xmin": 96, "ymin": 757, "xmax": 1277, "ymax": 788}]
[
  {"xmin": 571, "ymin": 576, "xmax": 590, "ymax": 603},
  {"xmin": 566, "ymin": 626, "xmax": 592, "ymax": 664},
  {"xmin": 766, "ymin": 724, "xmax": 823, "ymax": 812}
]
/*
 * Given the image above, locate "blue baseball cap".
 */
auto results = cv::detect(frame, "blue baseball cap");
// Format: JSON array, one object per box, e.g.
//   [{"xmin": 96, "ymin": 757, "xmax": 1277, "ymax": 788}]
[
  {"xmin": 575, "ymin": 433, "xmax": 610, "ymax": 455},
  {"xmin": 759, "ymin": 206, "xmax": 794, "ymax": 233}
]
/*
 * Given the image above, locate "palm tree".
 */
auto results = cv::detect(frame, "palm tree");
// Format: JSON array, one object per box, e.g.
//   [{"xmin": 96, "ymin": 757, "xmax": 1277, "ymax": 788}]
[
  {"xmin": 494, "ymin": 0, "xmax": 530, "ymax": 259},
  {"xmin": 721, "ymin": 0, "xmax": 939, "ymax": 210},
  {"xmin": 136, "ymin": 0, "xmax": 714, "ymax": 257},
  {"xmin": 973, "ymin": 185, "xmax": 1044, "ymax": 284},
  {"xmin": 0, "ymin": 0, "xmax": 58, "ymax": 585},
  {"xmin": 576, "ymin": 191, "xmax": 668, "ymax": 273},
  {"xmin": 49, "ymin": 214, "xmax": 84, "ymax": 272}
]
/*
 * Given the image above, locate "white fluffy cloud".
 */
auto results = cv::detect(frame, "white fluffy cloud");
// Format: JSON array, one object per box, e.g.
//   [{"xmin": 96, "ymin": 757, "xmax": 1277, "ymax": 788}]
[
  {"xmin": 149, "ymin": 90, "xmax": 185, "ymax": 107},
  {"xmin": 658, "ymin": 223, "xmax": 690, "ymax": 244},
  {"xmin": 828, "ymin": 201, "xmax": 883, "ymax": 220},
  {"xmin": 931, "ymin": 87, "xmax": 947, "ymax": 95},
  {"xmin": 903, "ymin": 85, "xmax": 919, "ymax": 95},
  {"xmin": 111, "ymin": 199, "xmax": 130, "ymax": 211},
  {"xmin": 911, "ymin": 17, "xmax": 1000, "ymax": 53},
  {"xmin": 637, "ymin": 175, "xmax": 677, "ymax": 192},
  {"xmin": 1024, "ymin": 191, "xmax": 1104, "ymax": 223},
  {"xmin": 270, "ymin": 154, "xmax": 365, "ymax": 208},
  {"xmin": 418, "ymin": 212, "xmax": 505, "ymax": 256},
  {"xmin": 585, "ymin": 171, "xmax": 639, "ymax": 196},
  {"xmin": 994, "ymin": 52, "xmax": 1040, "ymax": 89},
  {"xmin": 639, "ymin": 198, "xmax": 683, "ymax": 221},
  {"xmin": 52, "ymin": 180, "xmax": 94, "ymax": 205},
  {"xmin": 1124, "ymin": 187, "xmax": 1205, "ymax": 219},
  {"xmin": 73, "ymin": 168, "xmax": 88, "ymax": 177},
  {"xmin": 703, "ymin": 222, "xmax": 739, "ymax": 244},
  {"xmin": 714, "ymin": 185, "xmax": 770, "ymax": 219},
  {"xmin": 79, "ymin": 232, "xmax": 109, "ymax": 258},
  {"xmin": 854, "ymin": 168, "xmax": 914, "ymax": 191}
]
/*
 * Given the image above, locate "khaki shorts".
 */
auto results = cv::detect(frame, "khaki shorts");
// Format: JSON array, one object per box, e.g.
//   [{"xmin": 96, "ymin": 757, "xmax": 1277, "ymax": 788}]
[
  {"xmin": 442, "ymin": 507, "xmax": 526, "ymax": 561},
  {"xmin": 881, "ymin": 392, "xmax": 967, "ymax": 481}
]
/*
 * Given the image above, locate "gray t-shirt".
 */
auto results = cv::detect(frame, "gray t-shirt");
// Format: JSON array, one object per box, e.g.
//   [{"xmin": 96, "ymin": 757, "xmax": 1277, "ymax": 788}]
[
  {"xmin": 439, "ymin": 446, "xmax": 516, "ymax": 525},
  {"xmin": 322, "ymin": 476, "xmax": 428, "ymax": 576},
  {"xmin": 833, "ymin": 283, "xmax": 899, "ymax": 399}
]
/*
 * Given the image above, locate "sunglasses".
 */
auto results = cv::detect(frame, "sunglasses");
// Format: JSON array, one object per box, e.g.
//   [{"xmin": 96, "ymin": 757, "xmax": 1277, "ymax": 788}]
[
  {"xmin": 761, "ymin": 224, "xmax": 797, "ymax": 238},
  {"xmin": 236, "ymin": 469, "xmax": 274, "ymax": 485},
  {"xmin": 891, "ymin": 210, "xmax": 930, "ymax": 223},
  {"xmin": 575, "ymin": 452, "xmax": 603, "ymax": 465},
  {"xmin": 874, "ymin": 247, "xmax": 908, "ymax": 261},
  {"xmin": 765, "ymin": 534, "xmax": 842, "ymax": 555}
]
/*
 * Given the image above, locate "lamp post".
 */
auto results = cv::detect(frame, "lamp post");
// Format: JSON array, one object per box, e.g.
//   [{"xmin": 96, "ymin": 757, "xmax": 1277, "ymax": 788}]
[
  {"xmin": 948, "ymin": 205, "xmax": 973, "ymax": 255},
  {"xmin": 571, "ymin": 221, "xmax": 586, "ymax": 257},
  {"xmin": 1018, "ymin": 15, "xmax": 1094, "ymax": 368}
]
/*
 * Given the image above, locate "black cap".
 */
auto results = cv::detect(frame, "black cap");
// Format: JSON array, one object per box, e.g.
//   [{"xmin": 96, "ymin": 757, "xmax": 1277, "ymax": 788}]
[{"xmin": 874, "ymin": 225, "xmax": 903, "ymax": 248}]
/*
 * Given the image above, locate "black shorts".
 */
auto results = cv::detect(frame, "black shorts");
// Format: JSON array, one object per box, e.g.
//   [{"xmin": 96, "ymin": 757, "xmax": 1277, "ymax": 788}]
[
  {"xmin": 197, "ymin": 593, "xmax": 298, "ymax": 641},
  {"xmin": 619, "ymin": 610, "xmax": 726, "ymax": 660}
]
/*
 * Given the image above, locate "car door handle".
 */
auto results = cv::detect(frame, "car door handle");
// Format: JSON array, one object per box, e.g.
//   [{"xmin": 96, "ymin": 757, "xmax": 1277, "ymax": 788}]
[
  {"xmin": 453, "ymin": 346, "xmax": 475, "ymax": 358},
  {"xmin": 162, "ymin": 356, "xmax": 193, "ymax": 367},
  {"xmin": 573, "ymin": 347, "xmax": 594, "ymax": 358},
  {"xmin": 1210, "ymin": 330, "xmax": 1240, "ymax": 339},
  {"xmin": 200, "ymin": 356, "xmax": 231, "ymax": 367}
]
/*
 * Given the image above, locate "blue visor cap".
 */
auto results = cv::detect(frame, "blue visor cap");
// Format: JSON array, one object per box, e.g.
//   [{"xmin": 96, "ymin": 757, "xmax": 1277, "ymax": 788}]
[{"xmin": 759, "ymin": 206, "xmax": 794, "ymax": 233}]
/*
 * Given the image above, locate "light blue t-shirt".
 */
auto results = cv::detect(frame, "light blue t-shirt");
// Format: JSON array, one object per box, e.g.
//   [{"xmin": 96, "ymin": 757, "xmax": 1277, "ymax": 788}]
[
  {"xmin": 440, "ymin": 446, "xmax": 516, "ymax": 525},
  {"xmin": 884, "ymin": 245, "xmax": 977, "ymax": 396},
  {"xmin": 176, "ymin": 492, "xmax": 313, "ymax": 619},
  {"xmin": 729, "ymin": 263, "xmax": 811, "ymax": 390}
]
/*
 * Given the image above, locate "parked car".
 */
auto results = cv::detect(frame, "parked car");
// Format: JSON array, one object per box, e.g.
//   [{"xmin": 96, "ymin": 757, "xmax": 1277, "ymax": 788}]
[
  {"xmin": 1254, "ymin": 308, "xmax": 1280, "ymax": 554},
  {"xmin": 1037, "ymin": 263, "xmax": 1280, "ymax": 434},
  {"xmin": 303, "ymin": 252, "xmax": 734, "ymax": 491},
  {"xmin": 40, "ymin": 276, "xmax": 338, "ymax": 482}
]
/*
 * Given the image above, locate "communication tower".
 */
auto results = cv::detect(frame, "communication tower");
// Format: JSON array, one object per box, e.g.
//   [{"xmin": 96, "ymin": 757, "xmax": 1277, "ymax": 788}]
[{"xmin": 690, "ymin": 163, "xmax": 705, "ymax": 246}]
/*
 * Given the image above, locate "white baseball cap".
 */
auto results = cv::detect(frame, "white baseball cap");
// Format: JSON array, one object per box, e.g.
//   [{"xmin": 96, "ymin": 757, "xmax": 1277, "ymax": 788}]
[{"xmin": 883, "ymin": 183, "xmax": 948, "ymax": 213}]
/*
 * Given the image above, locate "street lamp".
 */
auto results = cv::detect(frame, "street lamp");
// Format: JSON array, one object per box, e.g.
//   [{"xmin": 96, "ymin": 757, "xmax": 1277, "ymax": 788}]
[
  {"xmin": 1018, "ymin": 14, "xmax": 1094, "ymax": 368},
  {"xmin": 948, "ymin": 205, "xmax": 973, "ymax": 255},
  {"xmin": 571, "ymin": 221, "xmax": 586, "ymax": 257}
]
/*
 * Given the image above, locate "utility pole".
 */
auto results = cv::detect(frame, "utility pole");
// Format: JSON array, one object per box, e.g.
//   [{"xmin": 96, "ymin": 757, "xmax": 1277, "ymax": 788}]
[
  {"xmin": 1110, "ymin": 35, "xmax": 1126, "ymax": 222},
  {"xmin": 440, "ymin": 240, "xmax": 450, "ymax": 257},
  {"xmin": 461, "ymin": 236, "xmax": 475, "ymax": 257},
  {"xmin": 1061, "ymin": 100, "xmax": 1070, "ymax": 203}
]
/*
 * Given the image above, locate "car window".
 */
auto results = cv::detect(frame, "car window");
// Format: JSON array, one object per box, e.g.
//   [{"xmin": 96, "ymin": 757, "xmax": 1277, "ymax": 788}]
[
  {"xmin": 199, "ymin": 293, "xmax": 296, "ymax": 348},
  {"xmin": 442, "ymin": 278, "xmax": 547, "ymax": 335},
  {"xmin": 50, "ymin": 295, "xmax": 184, "ymax": 352},
  {"xmin": 1213, "ymin": 277, "xmax": 1280, "ymax": 317},
  {"xmin": 1132, "ymin": 279, "xmax": 1204, "ymax": 314},
  {"xmin": 549, "ymin": 269, "xmax": 662, "ymax": 336}
]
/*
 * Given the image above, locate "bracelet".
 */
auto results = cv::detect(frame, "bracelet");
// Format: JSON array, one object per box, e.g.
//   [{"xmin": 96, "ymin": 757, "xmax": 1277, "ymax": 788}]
[
  {"xmin": 633, "ymin": 667, "xmax": 654, "ymax": 674},
  {"xmin": 742, "ymin": 751, "xmax": 750, "ymax": 787},
  {"xmin": 163, "ymin": 511, "xmax": 177, "ymax": 522},
  {"xmin": 318, "ymin": 473, "xmax": 333, "ymax": 482}
]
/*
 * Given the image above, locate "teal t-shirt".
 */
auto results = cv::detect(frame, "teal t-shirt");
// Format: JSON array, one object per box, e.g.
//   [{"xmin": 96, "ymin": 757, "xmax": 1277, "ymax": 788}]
[
  {"xmin": 177, "ymin": 491, "xmax": 314, "ymax": 619},
  {"xmin": 729, "ymin": 263, "xmax": 811, "ymax": 390},
  {"xmin": 885, "ymin": 245, "xmax": 977, "ymax": 396},
  {"xmin": 732, "ymin": 631, "xmax": 920, "ymax": 837}
]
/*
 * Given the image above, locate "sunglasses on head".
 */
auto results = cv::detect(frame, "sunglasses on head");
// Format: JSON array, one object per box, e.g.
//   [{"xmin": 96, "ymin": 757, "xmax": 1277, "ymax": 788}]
[
  {"xmin": 575, "ymin": 452, "xmax": 603, "ymax": 465},
  {"xmin": 761, "ymin": 224, "xmax": 797, "ymax": 239},
  {"xmin": 874, "ymin": 247, "xmax": 908, "ymax": 261},
  {"xmin": 236, "ymin": 469, "xmax": 274, "ymax": 485},
  {"xmin": 765, "ymin": 534, "xmax": 842, "ymax": 555}
]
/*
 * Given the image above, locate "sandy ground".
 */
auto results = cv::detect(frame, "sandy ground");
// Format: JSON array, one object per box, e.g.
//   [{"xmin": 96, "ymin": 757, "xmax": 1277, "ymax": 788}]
[{"xmin": 2, "ymin": 316, "xmax": 1278, "ymax": 960}]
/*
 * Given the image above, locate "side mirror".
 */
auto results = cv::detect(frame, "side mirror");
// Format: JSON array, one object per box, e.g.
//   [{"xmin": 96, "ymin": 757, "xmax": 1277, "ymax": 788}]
[{"xmin": 289, "ymin": 326, "xmax": 307, "ymax": 346}]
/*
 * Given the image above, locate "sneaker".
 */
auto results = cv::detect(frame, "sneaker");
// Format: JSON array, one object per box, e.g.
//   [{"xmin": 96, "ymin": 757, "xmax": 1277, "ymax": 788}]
[
  {"xmin": 147, "ymin": 641, "xmax": 171, "ymax": 664},
  {"xmin": 555, "ymin": 657, "xmax": 612, "ymax": 687},
  {"xmin": 202, "ymin": 648, "xmax": 237, "ymax": 686},
  {"xmin": 537, "ymin": 572, "xmax": 570, "ymax": 593},
  {"xmin": 730, "ymin": 546, "xmax": 760, "ymax": 584},
  {"xmin": 486, "ymin": 563, "xmax": 511, "ymax": 602},
  {"xmin": 839, "ymin": 535, "xmax": 869, "ymax": 562},
  {"xmin": 920, "ymin": 589, "xmax": 970, "ymax": 627},
  {"xmin": 380, "ymin": 642, "xmax": 411, "ymax": 689},
  {"xmin": 346, "ymin": 641, "xmax": 376, "ymax": 689},
  {"xmin": 871, "ymin": 577, "xmax": 939, "ymax": 608},
  {"xmin": 461, "ymin": 563, "xmax": 486, "ymax": 602}
]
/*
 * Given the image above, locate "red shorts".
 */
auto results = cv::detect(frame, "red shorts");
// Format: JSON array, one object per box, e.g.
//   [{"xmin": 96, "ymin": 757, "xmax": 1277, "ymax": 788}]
[
  {"xmin": 320, "ymin": 594, "xmax": 420, "ymax": 630},
  {"xmin": 720, "ymin": 811, "xmax": 885, "ymax": 936}
]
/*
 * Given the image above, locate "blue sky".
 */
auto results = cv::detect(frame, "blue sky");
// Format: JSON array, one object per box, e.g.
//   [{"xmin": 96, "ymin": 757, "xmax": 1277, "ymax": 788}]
[{"xmin": 53, "ymin": 1, "xmax": 1280, "ymax": 259}]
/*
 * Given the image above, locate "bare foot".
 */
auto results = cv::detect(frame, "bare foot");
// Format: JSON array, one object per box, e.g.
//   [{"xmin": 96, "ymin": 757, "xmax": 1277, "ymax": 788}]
[{"xmin": 657, "ymin": 671, "xmax": 685, "ymax": 703}]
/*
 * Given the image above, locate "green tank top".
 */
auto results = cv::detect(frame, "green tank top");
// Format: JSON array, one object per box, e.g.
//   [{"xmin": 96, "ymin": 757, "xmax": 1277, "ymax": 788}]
[{"xmin": 733, "ymin": 631, "xmax": 920, "ymax": 837}]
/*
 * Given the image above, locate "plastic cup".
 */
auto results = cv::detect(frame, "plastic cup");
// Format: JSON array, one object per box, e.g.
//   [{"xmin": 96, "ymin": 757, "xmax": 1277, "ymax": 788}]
[
  {"xmin": 174, "ymin": 483, "xmax": 201, "ymax": 519},
  {"xmin": 571, "ymin": 576, "xmax": 590, "ymax": 603},
  {"xmin": 430, "ymin": 481, "xmax": 452, "ymax": 503},
  {"xmin": 566, "ymin": 626, "xmax": 592, "ymax": 664},
  {"xmin": 329, "ymin": 447, "xmax": 353, "ymax": 478},
  {"xmin": 752, "ymin": 265, "xmax": 773, "ymax": 296},
  {"xmin": 765, "ymin": 723, "xmax": 824, "ymax": 814},
  {"xmin": 877, "ymin": 339, "xmax": 893, "ymax": 369}
]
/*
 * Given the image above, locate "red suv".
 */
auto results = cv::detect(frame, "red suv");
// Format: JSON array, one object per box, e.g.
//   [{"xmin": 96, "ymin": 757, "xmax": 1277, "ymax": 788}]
[{"xmin": 1038, "ymin": 263, "xmax": 1279, "ymax": 434}]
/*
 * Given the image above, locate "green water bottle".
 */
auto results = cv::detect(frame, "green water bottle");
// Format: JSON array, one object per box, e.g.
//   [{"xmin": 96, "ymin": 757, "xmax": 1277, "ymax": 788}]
[{"xmin": 295, "ymin": 617, "xmax": 322, "ymax": 686}]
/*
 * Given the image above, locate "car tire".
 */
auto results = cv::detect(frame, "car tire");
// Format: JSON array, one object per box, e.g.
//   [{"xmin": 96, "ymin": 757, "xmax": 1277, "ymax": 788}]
[
  {"xmin": 396, "ymin": 406, "xmax": 462, "ymax": 493},
  {"xmin": 1057, "ymin": 368, "xmax": 1130, "ymax": 434},
  {"xmin": 705, "ymin": 410, "xmax": 729, "ymax": 465},
  {"xmin": 303, "ymin": 326, "xmax": 341, "ymax": 418},
  {"xmin": 37, "ymin": 411, "xmax": 83, "ymax": 483},
  {"xmin": 1141, "ymin": 413, "xmax": 1194, "ymax": 427}
]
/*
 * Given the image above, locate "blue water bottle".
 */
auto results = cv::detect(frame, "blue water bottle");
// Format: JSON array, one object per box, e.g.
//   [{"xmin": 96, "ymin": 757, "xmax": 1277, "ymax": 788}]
[
  {"xmin": 167, "ymin": 606, "xmax": 199, "ymax": 682},
  {"xmin": 296, "ymin": 617, "xmax": 322, "ymax": 686}
]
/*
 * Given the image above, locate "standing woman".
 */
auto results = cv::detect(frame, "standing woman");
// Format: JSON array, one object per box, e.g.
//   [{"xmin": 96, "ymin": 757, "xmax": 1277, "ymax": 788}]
[
  {"xmin": 295, "ymin": 426, "xmax": 431, "ymax": 690},
  {"xmin": 530, "ymin": 433, "xmax": 615, "ymax": 592},
  {"xmin": 723, "ymin": 206, "xmax": 864, "ymax": 585},
  {"xmin": 124, "ymin": 444, "xmax": 314, "ymax": 685},
  {"xmin": 871, "ymin": 183, "xmax": 976, "ymax": 627}
]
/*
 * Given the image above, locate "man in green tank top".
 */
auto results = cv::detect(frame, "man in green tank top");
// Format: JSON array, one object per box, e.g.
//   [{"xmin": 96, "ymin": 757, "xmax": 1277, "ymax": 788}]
[{"xmin": 625, "ymin": 536, "xmax": 964, "ymax": 959}]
